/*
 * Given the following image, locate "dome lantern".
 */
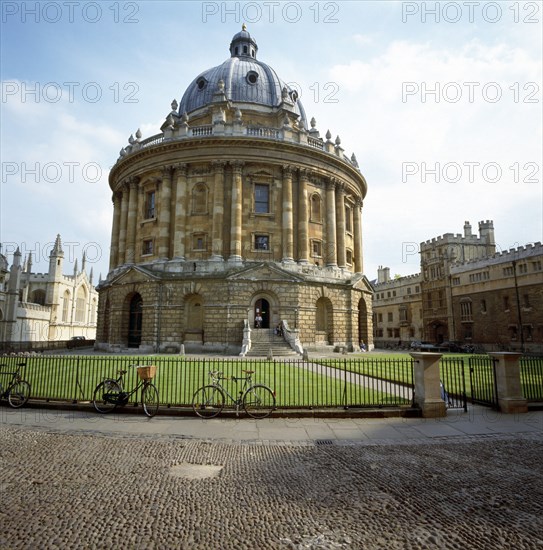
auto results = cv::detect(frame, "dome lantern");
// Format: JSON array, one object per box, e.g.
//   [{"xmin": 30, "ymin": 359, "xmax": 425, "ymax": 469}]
[{"xmin": 229, "ymin": 24, "xmax": 258, "ymax": 59}]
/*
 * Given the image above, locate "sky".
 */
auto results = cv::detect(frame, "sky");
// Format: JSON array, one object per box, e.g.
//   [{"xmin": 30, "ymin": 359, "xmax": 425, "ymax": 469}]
[{"xmin": 1, "ymin": 0, "xmax": 542, "ymax": 282}]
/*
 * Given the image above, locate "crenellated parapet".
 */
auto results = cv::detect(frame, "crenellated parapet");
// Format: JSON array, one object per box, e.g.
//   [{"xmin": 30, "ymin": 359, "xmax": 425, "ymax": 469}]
[{"xmin": 451, "ymin": 241, "xmax": 543, "ymax": 273}]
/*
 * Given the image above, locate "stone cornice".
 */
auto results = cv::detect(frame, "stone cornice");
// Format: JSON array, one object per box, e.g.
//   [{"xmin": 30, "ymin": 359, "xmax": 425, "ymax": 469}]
[{"xmin": 109, "ymin": 136, "xmax": 367, "ymax": 197}]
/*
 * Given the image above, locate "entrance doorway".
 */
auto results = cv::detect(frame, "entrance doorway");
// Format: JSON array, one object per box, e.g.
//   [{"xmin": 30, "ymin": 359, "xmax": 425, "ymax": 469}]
[
  {"xmin": 254, "ymin": 299, "xmax": 270, "ymax": 329},
  {"xmin": 128, "ymin": 294, "xmax": 143, "ymax": 347}
]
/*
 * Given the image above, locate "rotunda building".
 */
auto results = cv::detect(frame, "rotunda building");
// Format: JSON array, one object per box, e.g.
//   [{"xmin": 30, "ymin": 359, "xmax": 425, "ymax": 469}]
[{"xmin": 96, "ymin": 27, "xmax": 373, "ymax": 355}]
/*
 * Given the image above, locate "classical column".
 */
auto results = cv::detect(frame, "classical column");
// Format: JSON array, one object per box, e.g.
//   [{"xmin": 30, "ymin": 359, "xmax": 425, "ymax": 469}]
[
  {"xmin": 353, "ymin": 198, "xmax": 364, "ymax": 273},
  {"xmin": 229, "ymin": 161, "xmax": 244, "ymax": 262},
  {"xmin": 173, "ymin": 163, "xmax": 188, "ymax": 259},
  {"xmin": 125, "ymin": 178, "xmax": 138, "ymax": 264},
  {"xmin": 325, "ymin": 178, "xmax": 337, "ymax": 267},
  {"xmin": 297, "ymin": 169, "xmax": 309, "ymax": 263},
  {"xmin": 118, "ymin": 182, "xmax": 129, "ymax": 265},
  {"xmin": 109, "ymin": 192, "xmax": 122, "ymax": 270},
  {"xmin": 211, "ymin": 161, "xmax": 226, "ymax": 260},
  {"xmin": 135, "ymin": 184, "xmax": 144, "ymax": 261},
  {"xmin": 336, "ymin": 182, "xmax": 346, "ymax": 268},
  {"xmin": 158, "ymin": 166, "xmax": 173, "ymax": 259},
  {"xmin": 282, "ymin": 165, "xmax": 294, "ymax": 262}
]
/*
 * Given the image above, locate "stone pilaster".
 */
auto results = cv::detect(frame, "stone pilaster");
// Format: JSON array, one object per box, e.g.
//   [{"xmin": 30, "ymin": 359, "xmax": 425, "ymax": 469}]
[
  {"xmin": 297, "ymin": 169, "xmax": 309, "ymax": 263},
  {"xmin": 488, "ymin": 352, "xmax": 528, "ymax": 414},
  {"xmin": 325, "ymin": 178, "xmax": 337, "ymax": 267},
  {"xmin": 410, "ymin": 352, "xmax": 447, "ymax": 417},
  {"xmin": 229, "ymin": 161, "xmax": 244, "ymax": 262},
  {"xmin": 336, "ymin": 182, "xmax": 346, "ymax": 268},
  {"xmin": 173, "ymin": 163, "xmax": 188, "ymax": 260},
  {"xmin": 353, "ymin": 198, "xmax": 363, "ymax": 273},
  {"xmin": 109, "ymin": 192, "xmax": 122, "ymax": 270},
  {"xmin": 211, "ymin": 161, "xmax": 226, "ymax": 260},
  {"xmin": 158, "ymin": 166, "xmax": 173, "ymax": 259},
  {"xmin": 282, "ymin": 165, "xmax": 294, "ymax": 262}
]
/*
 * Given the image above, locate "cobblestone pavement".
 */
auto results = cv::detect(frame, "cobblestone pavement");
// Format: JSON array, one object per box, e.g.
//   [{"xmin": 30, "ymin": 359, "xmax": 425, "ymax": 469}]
[{"xmin": 1, "ymin": 426, "xmax": 542, "ymax": 549}]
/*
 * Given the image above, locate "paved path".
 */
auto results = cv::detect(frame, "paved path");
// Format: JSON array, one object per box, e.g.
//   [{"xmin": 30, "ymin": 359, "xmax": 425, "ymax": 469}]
[
  {"xmin": 1, "ymin": 406, "xmax": 542, "ymax": 549},
  {"xmin": 1, "ymin": 404, "xmax": 541, "ymax": 444}
]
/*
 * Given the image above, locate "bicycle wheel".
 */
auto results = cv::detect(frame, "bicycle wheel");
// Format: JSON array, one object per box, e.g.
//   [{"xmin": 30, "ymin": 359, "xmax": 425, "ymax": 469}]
[
  {"xmin": 8, "ymin": 380, "xmax": 31, "ymax": 408},
  {"xmin": 93, "ymin": 380, "xmax": 121, "ymax": 413},
  {"xmin": 243, "ymin": 384, "xmax": 275, "ymax": 419},
  {"xmin": 142, "ymin": 383, "xmax": 159, "ymax": 418},
  {"xmin": 192, "ymin": 385, "xmax": 224, "ymax": 418}
]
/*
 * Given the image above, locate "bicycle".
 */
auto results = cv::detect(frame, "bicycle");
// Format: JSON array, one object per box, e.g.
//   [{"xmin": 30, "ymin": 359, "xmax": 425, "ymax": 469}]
[
  {"xmin": 92, "ymin": 365, "xmax": 159, "ymax": 418},
  {"xmin": 192, "ymin": 369, "xmax": 276, "ymax": 419},
  {"xmin": 0, "ymin": 362, "xmax": 31, "ymax": 408}
]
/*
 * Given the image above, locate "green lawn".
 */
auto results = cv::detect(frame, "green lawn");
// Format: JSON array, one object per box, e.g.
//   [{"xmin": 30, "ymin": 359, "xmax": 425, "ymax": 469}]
[{"xmin": 0, "ymin": 355, "xmax": 408, "ymax": 408}]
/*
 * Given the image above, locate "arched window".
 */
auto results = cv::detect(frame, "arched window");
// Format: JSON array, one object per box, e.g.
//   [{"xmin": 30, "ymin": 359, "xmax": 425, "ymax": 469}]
[
  {"xmin": 310, "ymin": 193, "xmax": 322, "ymax": 223},
  {"xmin": 75, "ymin": 287, "xmax": 87, "ymax": 323},
  {"xmin": 191, "ymin": 183, "xmax": 208, "ymax": 214},
  {"xmin": 30, "ymin": 289, "xmax": 46, "ymax": 306},
  {"xmin": 62, "ymin": 290, "xmax": 70, "ymax": 322}
]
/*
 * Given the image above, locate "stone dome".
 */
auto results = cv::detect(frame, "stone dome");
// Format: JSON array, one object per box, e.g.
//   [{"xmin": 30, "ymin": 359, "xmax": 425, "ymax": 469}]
[{"xmin": 178, "ymin": 26, "xmax": 308, "ymax": 129}]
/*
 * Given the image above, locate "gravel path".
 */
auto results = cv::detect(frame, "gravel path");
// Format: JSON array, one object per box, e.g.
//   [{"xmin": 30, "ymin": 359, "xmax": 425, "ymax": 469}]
[{"xmin": 1, "ymin": 426, "xmax": 542, "ymax": 549}]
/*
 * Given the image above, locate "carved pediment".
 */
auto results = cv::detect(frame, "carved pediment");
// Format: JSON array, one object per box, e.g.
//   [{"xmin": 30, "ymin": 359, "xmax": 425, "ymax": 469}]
[
  {"xmin": 108, "ymin": 265, "xmax": 159, "ymax": 286},
  {"xmin": 227, "ymin": 263, "xmax": 304, "ymax": 283},
  {"xmin": 352, "ymin": 274, "xmax": 374, "ymax": 293}
]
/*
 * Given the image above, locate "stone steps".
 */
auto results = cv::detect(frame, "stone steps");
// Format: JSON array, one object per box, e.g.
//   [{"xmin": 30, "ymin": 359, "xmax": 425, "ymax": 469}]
[{"xmin": 246, "ymin": 329, "xmax": 298, "ymax": 357}]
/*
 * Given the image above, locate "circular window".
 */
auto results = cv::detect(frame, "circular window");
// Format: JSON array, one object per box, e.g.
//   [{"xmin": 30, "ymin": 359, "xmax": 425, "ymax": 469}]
[
  {"xmin": 246, "ymin": 71, "xmax": 259, "ymax": 85},
  {"xmin": 197, "ymin": 78, "xmax": 207, "ymax": 91}
]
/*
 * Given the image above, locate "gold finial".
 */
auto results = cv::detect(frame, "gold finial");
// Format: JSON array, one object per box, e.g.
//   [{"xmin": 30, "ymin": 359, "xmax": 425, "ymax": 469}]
[{"xmin": 242, "ymin": 23, "xmax": 247, "ymax": 31}]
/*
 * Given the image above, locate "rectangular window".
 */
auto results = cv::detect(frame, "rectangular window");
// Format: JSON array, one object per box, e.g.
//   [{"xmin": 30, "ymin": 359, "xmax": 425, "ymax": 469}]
[
  {"xmin": 254, "ymin": 234, "xmax": 269, "ymax": 250},
  {"xmin": 311, "ymin": 240, "xmax": 322, "ymax": 257},
  {"xmin": 345, "ymin": 205, "xmax": 352, "ymax": 232},
  {"xmin": 378, "ymin": 313, "xmax": 383, "ymax": 323},
  {"xmin": 503, "ymin": 266, "xmax": 514, "ymax": 277},
  {"xmin": 254, "ymin": 184, "xmax": 270, "ymax": 213},
  {"xmin": 503, "ymin": 296, "xmax": 510, "ymax": 311},
  {"xmin": 193, "ymin": 234, "xmax": 206, "ymax": 250},
  {"xmin": 452, "ymin": 277, "xmax": 460, "ymax": 286},
  {"xmin": 480, "ymin": 299, "xmax": 487, "ymax": 313},
  {"xmin": 346, "ymin": 250, "xmax": 353, "ymax": 265},
  {"xmin": 142, "ymin": 239, "xmax": 154, "ymax": 256},
  {"xmin": 387, "ymin": 312, "xmax": 393, "ymax": 322},
  {"xmin": 523, "ymin": 294, "xmax": 530, "ymax": 308},
  {"xmin": 461, "ymin": 300, "xmax": 473, "ymax": 322},
  {"xmin": 145, "ymin": 191, "xmax": 155, "ymax": 219}
]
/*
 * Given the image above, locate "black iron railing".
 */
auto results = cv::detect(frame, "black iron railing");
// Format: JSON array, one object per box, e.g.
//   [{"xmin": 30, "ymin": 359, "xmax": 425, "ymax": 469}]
[{"xmin": 0, "ymin": 356, "xmax": 415, "ymax": 410}]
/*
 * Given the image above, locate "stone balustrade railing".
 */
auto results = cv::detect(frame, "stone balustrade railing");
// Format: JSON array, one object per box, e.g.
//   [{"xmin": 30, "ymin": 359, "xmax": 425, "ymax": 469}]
[{"xmin": 118, "ymin": 122, "xmax": 360, "ymax": 171}]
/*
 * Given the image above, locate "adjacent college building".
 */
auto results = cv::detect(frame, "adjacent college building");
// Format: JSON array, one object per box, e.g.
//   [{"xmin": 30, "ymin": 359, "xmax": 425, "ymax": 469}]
[
  {"xmin": 372, "ymin": 221, "xmax": 543, "ymax": 353},
  {"xmin": 0, "ymin": 235, "xmax": 98, "ymax": 347},
  {"xmin": 95, "ymin": 27, "xmax": 373, "ymax": 355}
]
